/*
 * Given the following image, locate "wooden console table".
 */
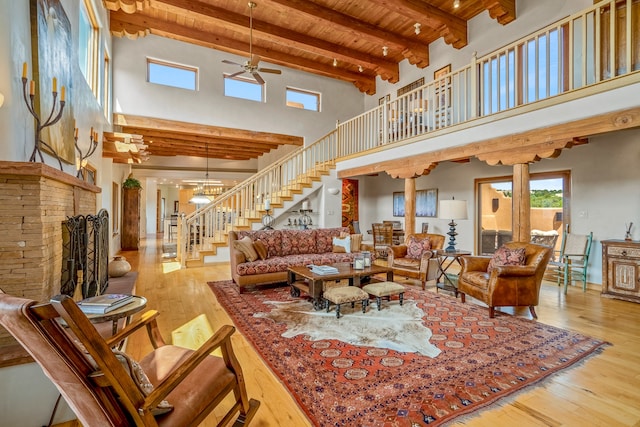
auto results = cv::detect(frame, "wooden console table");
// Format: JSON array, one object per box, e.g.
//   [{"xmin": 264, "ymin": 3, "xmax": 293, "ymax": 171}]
[{"xmin": 601, "ymin": 239, "xmax": 640, "ymax": 303}]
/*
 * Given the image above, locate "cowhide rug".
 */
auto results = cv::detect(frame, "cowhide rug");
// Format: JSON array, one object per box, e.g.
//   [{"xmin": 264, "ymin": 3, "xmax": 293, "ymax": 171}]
[{"xmin": 253, "ymin": 299, "xmax": 441, "ymax": 357}]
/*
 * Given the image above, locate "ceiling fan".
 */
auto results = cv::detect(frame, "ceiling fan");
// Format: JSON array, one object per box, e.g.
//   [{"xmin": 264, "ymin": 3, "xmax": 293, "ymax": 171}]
[{"xmin": 222, "ymin": 2, "xmax": 281, "ymax": 85}]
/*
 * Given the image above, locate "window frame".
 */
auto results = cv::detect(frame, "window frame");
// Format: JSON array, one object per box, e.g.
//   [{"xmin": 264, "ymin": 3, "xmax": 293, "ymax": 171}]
[
  {"xmin": 223, "ymin": 73, "xmax": 265, "ymax": 102},
  {"xmin": 285, "ymin": 87, "xmax": 321, "ymax": 112},
  {"xmin": 78, "ymin": 0, "xmax": 100, "ymax": 96},
  {"xmin": 147, "ymin": 58, "xmax": 199, "ymax": 91}
]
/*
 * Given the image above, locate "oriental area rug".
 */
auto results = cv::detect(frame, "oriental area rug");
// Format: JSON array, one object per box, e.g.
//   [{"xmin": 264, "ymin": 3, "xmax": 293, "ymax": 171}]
[{"xmin": 209, "ymin": 280, "xmax": 609, "ymax": 426}]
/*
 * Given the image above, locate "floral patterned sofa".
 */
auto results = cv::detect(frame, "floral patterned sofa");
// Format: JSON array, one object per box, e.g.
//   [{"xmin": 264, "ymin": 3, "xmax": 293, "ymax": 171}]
[{"xmin": 229, "ymin": 227, "xmax": 365, "ymax": 292}]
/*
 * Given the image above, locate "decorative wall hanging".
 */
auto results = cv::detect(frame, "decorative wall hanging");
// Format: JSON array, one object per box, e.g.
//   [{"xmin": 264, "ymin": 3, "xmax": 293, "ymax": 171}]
[{"xmin": 30, "ymin": 0, "xmax": 75, "ymax": 164}]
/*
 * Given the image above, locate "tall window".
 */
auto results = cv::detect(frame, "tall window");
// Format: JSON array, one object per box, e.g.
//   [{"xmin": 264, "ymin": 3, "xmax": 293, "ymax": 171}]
[
  {"xmin": 475, "ymin": 171, "xmax": 570, "ymax": 255},
  {"xmin": 78, "ymin": 0, "xmax": 99, "ymax": 95},
  {"xmin": 223, "ymin": 74, "xmax": 263, "ymax": 102},
  {"xmin": 103, "ymin": 48, "xmax": 111, "ymax": 120},
  {"xmin": 147, "ymin": 58, "xmax": 198, "ymax": 90},
  {"xmin": 480, "ymin": 27, "xmax": 566, "ymax": 115},
  {"xmin": 286, "ymin": 87, "xmax": 320, "ymax": 111}
]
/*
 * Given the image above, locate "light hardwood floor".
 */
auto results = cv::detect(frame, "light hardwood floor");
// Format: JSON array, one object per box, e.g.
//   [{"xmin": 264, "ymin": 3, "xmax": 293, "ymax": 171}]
[{"xmin": 123, "ymin": 237, "xmax": 640, "ymax": 427}]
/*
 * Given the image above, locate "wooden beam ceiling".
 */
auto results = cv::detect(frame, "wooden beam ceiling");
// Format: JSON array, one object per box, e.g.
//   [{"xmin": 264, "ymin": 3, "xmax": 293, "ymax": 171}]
[{"xmin": 112, "ymin": 114, "xmax": 303, "ymax": 161}]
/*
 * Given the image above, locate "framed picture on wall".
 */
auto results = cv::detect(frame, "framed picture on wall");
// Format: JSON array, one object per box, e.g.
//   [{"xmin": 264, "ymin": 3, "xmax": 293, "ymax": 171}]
[
  {"xmin": 416, "ymin": 188, "xmax": 438, "ymax": 217},
  {"xmin": 393, "ymin": 192, "xmax": 405, "ymax": 217}
]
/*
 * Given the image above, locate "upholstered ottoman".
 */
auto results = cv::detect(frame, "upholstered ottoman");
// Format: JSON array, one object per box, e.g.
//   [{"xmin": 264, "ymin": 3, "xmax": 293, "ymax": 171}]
[
  {"xmin": 362, "ymin": 281, "xmax": 405, "ymax": 310},
  {"xmin": 323, "ymin": 286, "xmax": 369, "ymax": 318}
]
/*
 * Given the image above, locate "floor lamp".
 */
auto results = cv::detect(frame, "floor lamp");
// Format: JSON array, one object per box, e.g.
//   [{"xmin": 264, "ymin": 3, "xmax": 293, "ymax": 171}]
[{"xmin": 439, "ymin": 199, "xmax": 468, "ymax": 252}]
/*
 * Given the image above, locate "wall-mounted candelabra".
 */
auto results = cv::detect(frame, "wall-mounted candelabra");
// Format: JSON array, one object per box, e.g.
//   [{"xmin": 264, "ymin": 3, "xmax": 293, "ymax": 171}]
[
  {"xmin": 21, "ymin": 62, "xmax": 66, "ymax": 170},
  {"xmin": 75, "ymin": 127, "xmax": 99, "ymax": 178}
]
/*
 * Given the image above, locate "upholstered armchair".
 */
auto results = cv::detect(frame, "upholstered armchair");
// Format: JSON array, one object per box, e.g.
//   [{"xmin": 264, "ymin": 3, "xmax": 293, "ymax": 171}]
[
  {"xmin": 458, "ymin": 242, "xmax": 552, "ymax": 318},
  {"xmin": 387, "ymin": 233, "xmax": 445, "ymax": 289}
]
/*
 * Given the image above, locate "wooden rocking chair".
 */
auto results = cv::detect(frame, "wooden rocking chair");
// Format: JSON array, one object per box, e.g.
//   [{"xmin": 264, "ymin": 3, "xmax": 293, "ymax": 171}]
[{"xmin": 0, "ymin": 291, "xmax": 259, "ymax": 426}]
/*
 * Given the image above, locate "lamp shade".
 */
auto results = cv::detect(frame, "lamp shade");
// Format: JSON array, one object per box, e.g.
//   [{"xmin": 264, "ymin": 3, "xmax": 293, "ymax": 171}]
[{"xmin": 439, "ymin": 199, "xmax": 468, "ymax": 220}]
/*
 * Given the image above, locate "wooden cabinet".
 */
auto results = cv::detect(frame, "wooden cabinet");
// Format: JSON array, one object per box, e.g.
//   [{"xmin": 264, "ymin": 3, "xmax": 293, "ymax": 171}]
[
  {"xmin": 601, "ymin": 240, "xmax": 640, "ymax": 303},
  {"xmin": 121, "ymin": 188, "xmax": 140, "ymax": 250}
]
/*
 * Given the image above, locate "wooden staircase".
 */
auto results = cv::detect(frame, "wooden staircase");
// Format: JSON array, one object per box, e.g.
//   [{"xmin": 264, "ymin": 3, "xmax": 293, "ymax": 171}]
[{"xmin": 181, "ymin": 159, "xmax": 335, "ymax": 268}]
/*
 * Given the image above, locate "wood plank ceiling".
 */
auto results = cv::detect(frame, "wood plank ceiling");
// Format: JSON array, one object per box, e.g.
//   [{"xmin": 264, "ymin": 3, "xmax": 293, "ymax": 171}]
[{"xmin": 104, "ymin": 0, "xmax": 515, "ymax": 161}]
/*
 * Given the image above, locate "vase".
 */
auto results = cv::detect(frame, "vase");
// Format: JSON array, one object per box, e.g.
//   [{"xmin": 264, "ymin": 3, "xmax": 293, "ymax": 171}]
[{"xmin": 109, "ymin": 256, "xmax": 131, "ymax": 278}]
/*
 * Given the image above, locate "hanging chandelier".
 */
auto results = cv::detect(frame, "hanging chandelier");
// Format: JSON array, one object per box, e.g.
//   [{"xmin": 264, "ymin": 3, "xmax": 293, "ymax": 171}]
[{"xmin": 189, "ymin": 143, "xmax": 215, "ymax": 204}]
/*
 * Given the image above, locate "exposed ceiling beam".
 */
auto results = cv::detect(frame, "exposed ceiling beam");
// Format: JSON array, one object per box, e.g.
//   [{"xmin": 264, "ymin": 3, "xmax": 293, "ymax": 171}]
[
  {"xmin": 152, "ymin": 0, "xmax": 400, "ymax": 82},
  {"xmin": 368, "ymin": 0, "xmax": 467, "ymax": 48},
  {"xmin": 263, "ymin": 0, "xmax": 429, "ymax": 68},
  {"xmin": 482, "ymin": 0, "xmax": 517, "ymax": 25}
]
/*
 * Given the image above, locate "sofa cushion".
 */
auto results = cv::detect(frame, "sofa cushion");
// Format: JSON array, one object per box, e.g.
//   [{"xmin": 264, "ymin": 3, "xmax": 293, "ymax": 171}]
[
  {"xmin": 488, "ymin": 245, "xmax": 526, "ymax": 272},
  {"xmin": 332, "ymin": 235, "xmax": 351, "ymax": 253},
  {"xmin": 232, "ymin": 236, "xmax": 259, "ymax": 262},
  {"xmin": 462, "ymin": 271, "xmax": 491, "ymax": 289},
  {"xmin": 406, "ymin": 236, "xmax": 431, "ymax": 259},
  {"xmin": 281, "ymin": 229, "xmax": 316, "ymax": 255},
  {"xmin": 393, "ymin": 258, "xmax": 420, "ymax": 269},
  {"xmin": 235, "ymin": 253, "xmax": 359, "ymax": 276}
]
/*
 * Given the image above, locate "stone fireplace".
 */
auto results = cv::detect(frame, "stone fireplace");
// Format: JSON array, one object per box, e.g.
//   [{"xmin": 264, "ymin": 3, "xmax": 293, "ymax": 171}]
[{"xmin": 0, "ymin": 161, "xmax": 100, "ymax": 357}]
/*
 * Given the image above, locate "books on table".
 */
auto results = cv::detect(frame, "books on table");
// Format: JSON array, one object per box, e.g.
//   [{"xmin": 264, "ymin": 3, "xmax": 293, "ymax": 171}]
[
  {"xmin": 308, "ymin": 265, "xmax": 339, "ymax": 275},
  {"xmin": 78, "ymin": 294, "xmax": 134, "ymax": 314}
]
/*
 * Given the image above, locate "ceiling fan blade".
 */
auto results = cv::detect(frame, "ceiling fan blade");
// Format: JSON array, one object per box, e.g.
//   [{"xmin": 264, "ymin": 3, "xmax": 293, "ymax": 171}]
[
  {"xmin": 222, "ymin": 59, "xmax": 243, "ymax": 66},
  {"xmin": 251, "ymin": 71, "xmax": 265, "ymax": 85},
  {"xmin": 258, "ymin": 68, "xmax": 282, "ymax": 74},
  {"xmin": 228, "ymin": 70, "xmax": 247, "ymax": 79},
  {"xmin": 250, "ymin": 54, "xmax": 261, "ymax": 67}
]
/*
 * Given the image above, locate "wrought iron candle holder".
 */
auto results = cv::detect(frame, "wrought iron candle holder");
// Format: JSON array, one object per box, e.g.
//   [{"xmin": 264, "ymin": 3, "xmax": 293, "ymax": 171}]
[
  {"xmin": 75, "ymin": 128, "xmax": 99, "ymax": 178},
  {"xmin": 21, "ymin": 63, "xmax": 66, "ymax": 170}
]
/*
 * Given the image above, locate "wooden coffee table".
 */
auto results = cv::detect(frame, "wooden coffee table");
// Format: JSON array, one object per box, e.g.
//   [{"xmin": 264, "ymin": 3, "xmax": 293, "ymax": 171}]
[{"xmin": 287, "ymin": 262, "xmax": 393, "ymax": 310}]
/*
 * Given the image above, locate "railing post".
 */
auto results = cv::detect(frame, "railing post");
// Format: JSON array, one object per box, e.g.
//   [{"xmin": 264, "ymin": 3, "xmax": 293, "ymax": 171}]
[{"xmin": 470, "ymin": 51, "xmax": 478, "ymax": 119}]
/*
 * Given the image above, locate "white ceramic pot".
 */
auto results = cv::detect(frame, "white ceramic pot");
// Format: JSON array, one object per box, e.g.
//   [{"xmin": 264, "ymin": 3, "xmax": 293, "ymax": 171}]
[{"xmin": 108, "ymin": 256, "xmax": 131, "ymax": 278}]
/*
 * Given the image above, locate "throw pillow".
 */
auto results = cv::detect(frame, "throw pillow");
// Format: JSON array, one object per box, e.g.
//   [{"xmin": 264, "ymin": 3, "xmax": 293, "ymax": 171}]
[
  {"xmin": 233, "ymin": 236, "xmax": 259, "ymax": 262},
  {"xmin": 340, "ymin": 231, "xmax": 363, "ymax": 253},
  {"xmin": 406, "ymin": 236, "xmax": 431, "ymax": 259},
  {"xmin": 332, "ymin": 235, "xmax": 351, "ymax": 253},
  {"xmin": 113, "ymin": 350, "xmax": 174, "ymax": 416},
  {"xmin": 253, "ymin": 240, "xmax": 268, "ymax": 260},
  {"xmin": 488, "ymin": 245, "xmax": 526, "ymax": 272},
  {"xmin": 350, "ymin": 233, "xmax": 363, "ymax": 253},
  {"xmin": 82, "ymin": 346, "xmax": 173, "ymax": 416}
]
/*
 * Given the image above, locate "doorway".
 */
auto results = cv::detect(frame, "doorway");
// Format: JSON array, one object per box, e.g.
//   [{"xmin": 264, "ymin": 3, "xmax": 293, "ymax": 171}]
[{"xmin": 476, "ymin": 171, "xmax": 570, "ymax": 254}]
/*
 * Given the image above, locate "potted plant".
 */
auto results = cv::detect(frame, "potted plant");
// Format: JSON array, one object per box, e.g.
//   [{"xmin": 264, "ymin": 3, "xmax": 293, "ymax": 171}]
[{"xmin": 122, "ymin": 176, "xmax": 141, "ymax": 189}]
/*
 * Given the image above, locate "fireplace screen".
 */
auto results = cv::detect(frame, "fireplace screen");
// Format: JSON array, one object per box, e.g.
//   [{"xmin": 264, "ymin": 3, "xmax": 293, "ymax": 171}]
[{"xmin": 61, "ymin": 209, "xmax": 109, "ymax": 298}]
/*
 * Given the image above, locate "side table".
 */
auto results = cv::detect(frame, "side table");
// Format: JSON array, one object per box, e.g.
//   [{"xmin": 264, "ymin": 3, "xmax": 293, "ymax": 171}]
[
  {"xmin": 435, "ymin": 249, "xmax": 471, "ymax": 296},
  {"xmin": 85, "ymin": 295, "xmax": 147, "ymax": 337}
]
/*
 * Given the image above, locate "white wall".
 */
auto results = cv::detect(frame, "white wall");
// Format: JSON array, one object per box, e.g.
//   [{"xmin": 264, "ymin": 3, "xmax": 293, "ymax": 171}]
[
  {"xmin": 356, "ymin": 129, "xmax": 640, "ymax": 285},
  {"xmin": 112, "ymin": 34, "xmax": 365, "ymax": 232}
]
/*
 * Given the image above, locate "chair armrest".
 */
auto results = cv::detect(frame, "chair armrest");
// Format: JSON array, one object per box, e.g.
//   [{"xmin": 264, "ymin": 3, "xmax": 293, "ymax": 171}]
[
  {"xmin": 460, "ymin": 256, "xmax": 491, "ymax": 273},
  {"xmin": 104, "ymin": 310, "xmax": 162, "ymax": 348},
  {"xmin": 492, "ymin": 265, "xmax": 537, "ymax": 277},
  {"xmin": 143, "ymin": 324, "xmax": 237, "ymax": 412},
  {"xmin": 389, "ymin": 245, "xmax": 408, "ymax": 259}
]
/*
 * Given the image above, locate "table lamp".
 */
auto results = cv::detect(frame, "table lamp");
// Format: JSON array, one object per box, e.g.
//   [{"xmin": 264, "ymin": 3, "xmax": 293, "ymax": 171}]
[{"xmin": 439, "ymin": 199, "xmax": 468, "ymax": 252}]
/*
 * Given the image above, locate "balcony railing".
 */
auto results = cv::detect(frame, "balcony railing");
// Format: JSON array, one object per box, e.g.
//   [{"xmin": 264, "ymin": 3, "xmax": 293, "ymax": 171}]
[{"xmin": 178, "ymin": 0, "xmax": 638, "ymax": 266}]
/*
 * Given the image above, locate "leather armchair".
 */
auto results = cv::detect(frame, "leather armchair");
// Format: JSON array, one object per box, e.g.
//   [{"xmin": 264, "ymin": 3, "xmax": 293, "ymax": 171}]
[
  {"xmin": 387, "ymin": 233, "xmax": 445, "ymax": 289},
  {"xmin": 458, "ymin": 242, "xmax": 552, "ymax": 318}
]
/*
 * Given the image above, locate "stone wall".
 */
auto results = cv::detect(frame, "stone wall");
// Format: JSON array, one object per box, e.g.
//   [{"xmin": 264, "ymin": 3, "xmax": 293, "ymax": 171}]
[{"xmin": 0, "ymin": 161, "xmax": 100, "ymax": 348}]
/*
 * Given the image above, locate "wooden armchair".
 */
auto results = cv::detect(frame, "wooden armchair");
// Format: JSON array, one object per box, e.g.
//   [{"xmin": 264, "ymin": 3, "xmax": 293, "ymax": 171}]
[
  {"xmin": 0, "ymin": 292, "xmax": 259, "ymax": 427},
  {"xmin": 458, "ymin": 242, "xmax": 552, "ymax": 318},
  {"xmin": 387, "ymin": 233, "xmax": 445, "ymax": 289}
]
